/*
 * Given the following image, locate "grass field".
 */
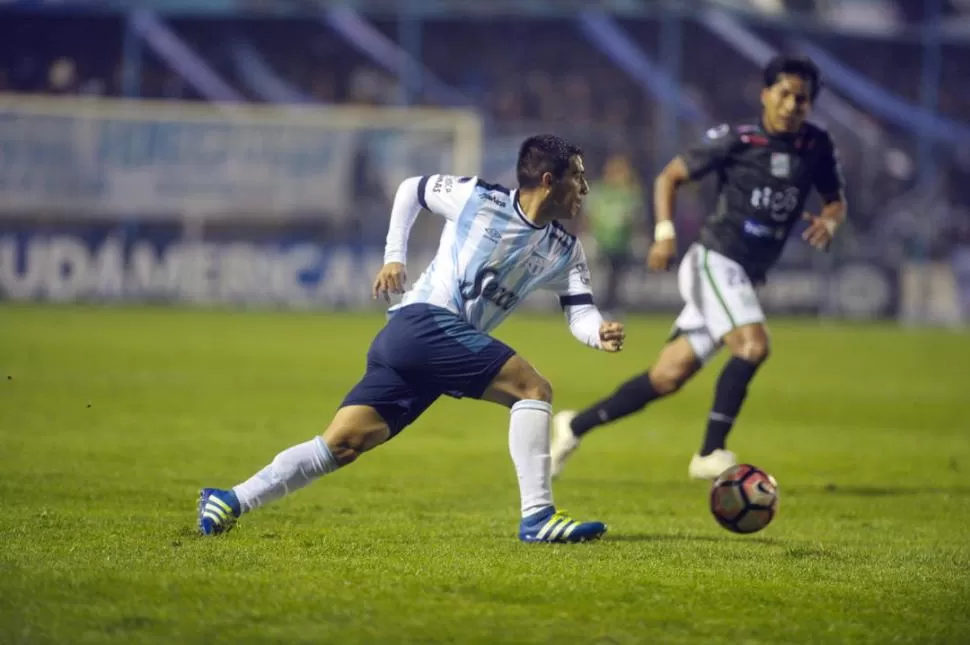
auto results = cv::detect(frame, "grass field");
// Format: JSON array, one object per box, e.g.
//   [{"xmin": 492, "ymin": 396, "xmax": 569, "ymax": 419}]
[{"xmin": 1, "ymin": 304, "xmax": 969, "ymax": 644}]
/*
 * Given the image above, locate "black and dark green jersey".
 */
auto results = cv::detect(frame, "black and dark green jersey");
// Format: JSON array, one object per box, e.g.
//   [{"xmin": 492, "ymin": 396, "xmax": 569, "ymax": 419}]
[{"xmin": 681, "ymin": 120, "xmax": 845, "ymax": 281}]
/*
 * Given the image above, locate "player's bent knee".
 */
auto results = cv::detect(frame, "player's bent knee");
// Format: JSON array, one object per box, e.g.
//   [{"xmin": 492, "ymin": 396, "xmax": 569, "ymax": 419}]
[
  {"xmin": 322, "ymin": 405, "xmax": 391, "ymax": 466},
  {"xmin": 324, "ymin": 427, "xmax": 389, "ymax": 466},
  {"xmin": 735, "ymin": 338, "xmax": 770, "ymax": 364},
  {"xmin": 724, "ymin": 325, "xmax": 771, "ymax": 364},
  {"xmin": 521, "ymin": 375, "xmax": 553, "ymax": 404},
  {"xmin": 650, "ymin": 368, "xmax": 685, "ymax": 396},
  {"xmin": 480, "ymin": 355, "xmax": 553, "ymax": 406},
  {"xmin": 651, "ymin": 336, "xmax": 701, "ymax": 395}
]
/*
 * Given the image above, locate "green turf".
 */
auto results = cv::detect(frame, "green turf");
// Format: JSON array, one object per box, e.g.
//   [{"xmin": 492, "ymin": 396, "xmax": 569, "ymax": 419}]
[{"xmin": 1, "ymin": 304, "xmax": 969, "ymax": 644}]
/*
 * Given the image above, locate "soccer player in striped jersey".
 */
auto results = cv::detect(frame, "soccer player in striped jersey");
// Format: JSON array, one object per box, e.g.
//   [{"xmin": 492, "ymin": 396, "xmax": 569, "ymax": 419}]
[{"xmin": 199, "ymin": 135, "xmax": 626, "ymax": 543}]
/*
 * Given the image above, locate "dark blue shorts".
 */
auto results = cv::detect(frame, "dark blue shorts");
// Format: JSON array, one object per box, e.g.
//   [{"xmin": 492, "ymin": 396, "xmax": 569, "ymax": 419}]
[{"xmin": 341, "ymin": 304, "xmax": 515, "ymax": 436}]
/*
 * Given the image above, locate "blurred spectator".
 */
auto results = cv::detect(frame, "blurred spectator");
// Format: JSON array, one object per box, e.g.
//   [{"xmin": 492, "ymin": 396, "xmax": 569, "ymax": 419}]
[
  {"xmin": 582, "ymin": 153, "xmax": 644, "ymax": 314},
  {"xmin": 0, "ymin": 7, "xmax": 964, "ymax": 264}
]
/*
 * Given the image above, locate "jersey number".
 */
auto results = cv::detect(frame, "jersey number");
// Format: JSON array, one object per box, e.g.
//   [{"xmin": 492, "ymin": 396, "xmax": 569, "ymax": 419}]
[
  {"xmin": 750, "ymin": 186, "xmax": 800, "ymax": 222},
  {"xmin": 460, "ymin": 268, "xmax": 520, "ymax": 311}
]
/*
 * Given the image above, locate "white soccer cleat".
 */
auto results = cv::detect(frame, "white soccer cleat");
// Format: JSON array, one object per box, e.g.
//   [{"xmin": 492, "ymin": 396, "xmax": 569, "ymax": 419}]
[
  {"xmin": 688, "ymin": 449, "xmax": 738, "ymax": 480},
  {"xmin": 550, "ymin": 410, "xmax": 580, "ymax": 479}
]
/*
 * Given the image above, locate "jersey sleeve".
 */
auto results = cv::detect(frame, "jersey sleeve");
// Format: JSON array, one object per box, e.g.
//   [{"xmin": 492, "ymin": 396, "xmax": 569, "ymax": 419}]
[
  {"xmin": 417, "ymin": 174, "xmax": 477, "ymax": 220},
  {"xmin": 383, "ymin": 174, "xmax": 476, "ymax": 265},
  {"xmin": 550, "ymin": 241, "xmax": 594, "ymax": 307},
  {"xmin": 681, "ymin": 123, "xmax": 739, "ymax": 181},
  {"xmin": 548, "ymin": 241, "xmax": 605, "ymax": 349},
  {"xmin": 812, "ymin": 132, "xmax": 846, "ymax": 202}
]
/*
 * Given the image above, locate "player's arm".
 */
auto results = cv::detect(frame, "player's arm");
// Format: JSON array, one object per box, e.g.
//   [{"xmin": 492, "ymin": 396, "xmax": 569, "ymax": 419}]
[
  {"xmin": 803, "ymin": 133, "xmax": 848, "ymax": 250},
  {"xmin": 374, "ymin": 174, "xmax": 475, "ymax": 300},
  {"xmin": 650, "ymin": 124, "xmax": 736, "ymax": 270},
  {"xmin": 649, "ymin": 156, "xmax": 688, "ymax": 270},
  {"xmin": 554, "ymin": 245, "xmax": 624, "ymax": 352}
]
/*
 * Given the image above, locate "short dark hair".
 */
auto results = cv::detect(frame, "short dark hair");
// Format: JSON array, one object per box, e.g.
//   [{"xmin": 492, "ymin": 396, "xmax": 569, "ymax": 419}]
[
  {"xmin": 763, "ymin": 55, "xmax": 822, "ymax": 101},
  {"xmin": 516, "ymin": 134, "xmax": 582, "ymax": 189}
]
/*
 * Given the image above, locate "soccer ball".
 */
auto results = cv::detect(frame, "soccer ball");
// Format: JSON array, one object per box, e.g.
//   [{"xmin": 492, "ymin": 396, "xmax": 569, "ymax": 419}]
[{"xmin": 709, "ymin": 464, "xmax": 779, "ymax": 534}]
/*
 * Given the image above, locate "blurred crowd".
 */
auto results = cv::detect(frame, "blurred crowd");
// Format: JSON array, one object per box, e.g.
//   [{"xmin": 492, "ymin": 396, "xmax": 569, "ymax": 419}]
[{"xmin": 0, "ymin": 9, "xmax": 968, "ymax": 270}]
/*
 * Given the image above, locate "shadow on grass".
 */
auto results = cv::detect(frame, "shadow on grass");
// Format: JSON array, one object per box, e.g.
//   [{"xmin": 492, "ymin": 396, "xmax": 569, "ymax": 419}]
[
  {"xmin": 606, "ymin": 533, "xmax": 782, "ymax": 545},
  {"xmin": 801, "ymin": 484, "xmax": 970, "ymax": 498}
]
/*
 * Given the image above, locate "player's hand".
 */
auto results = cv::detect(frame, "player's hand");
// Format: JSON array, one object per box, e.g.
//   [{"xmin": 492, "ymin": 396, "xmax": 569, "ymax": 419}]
[
  {"xmin": 599, "ymin": 321, "xmax": 625, "ymax": 353},
  {"xmin": 372, "ymin": 262, "xmax": 407, "ymax": 301},
  {"xmin": 647, "ymin": 239, "xmax": 677, "ymax": 271},
  {"xmin": 801, "ymin": 212, "xmax": 837, "ymax": 251}
]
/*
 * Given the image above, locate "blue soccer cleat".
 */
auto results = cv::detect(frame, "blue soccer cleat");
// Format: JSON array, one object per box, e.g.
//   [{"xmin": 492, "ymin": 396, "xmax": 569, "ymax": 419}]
[
  {"xmin": 198, "ymin": 487, "xmax": 241, "ymax": 536},
  {"xmin": 518, "ymin": 507, "xmax": 607, "ymax": 543}
]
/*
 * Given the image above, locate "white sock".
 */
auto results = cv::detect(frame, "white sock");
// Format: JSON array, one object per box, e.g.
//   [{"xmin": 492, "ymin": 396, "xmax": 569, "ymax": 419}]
[
  {"xmin": 232, "ymin": 436, "xmax": 338, "ymax": 513},
  {"xmin": 508, "ymin": 399, "xmax": 554, "ymax": 518}
]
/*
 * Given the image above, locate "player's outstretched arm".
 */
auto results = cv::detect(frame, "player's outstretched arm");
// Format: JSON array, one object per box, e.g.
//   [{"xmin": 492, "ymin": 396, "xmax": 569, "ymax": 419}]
[
  {"xmin": 561, "ymin": 301, "xmax": 625, "ymax": 352},
  {"xmin": 553, "ymin": 242, "xmax": 624, "ymax": 352}
]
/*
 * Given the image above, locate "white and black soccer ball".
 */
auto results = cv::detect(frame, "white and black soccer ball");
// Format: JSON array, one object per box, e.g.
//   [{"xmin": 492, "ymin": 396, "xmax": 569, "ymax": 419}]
[{"xmin": 709, "ymin": 464, "xmax": 779, "ymax": 534}]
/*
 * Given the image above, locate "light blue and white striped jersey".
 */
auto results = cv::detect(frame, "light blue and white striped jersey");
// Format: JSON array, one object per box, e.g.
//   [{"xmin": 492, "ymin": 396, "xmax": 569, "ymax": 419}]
[{"xmin": 389, "ymin": 174, "xmax": 594, "ymax": 333}]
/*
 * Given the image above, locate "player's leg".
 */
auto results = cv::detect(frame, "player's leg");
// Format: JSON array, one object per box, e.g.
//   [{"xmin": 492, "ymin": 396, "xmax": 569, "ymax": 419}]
[
  {"xmin": 550, "ymin": 243, "xmax": 719, "ymax": 478},
  {"xmin": 479, "ymin": 355, "xmax": 607, "ymax": 543},
  {"xmin": 688, "ymin": 246, "xmax": 770, "ymax": 480},
  {"xmin": 198, "ymin": 313, "xmax": 437, "ymax": 536},
  {"xmin": 689, "ymin": 322, "xmax": 769, "ymax": 478},
  {"xmin": 198, "ymin": 403, "xmax": 391, "ymax": 536},
  {"xmin": 549, "ymin": 331, "xmax": 708, "ymax": 478}
]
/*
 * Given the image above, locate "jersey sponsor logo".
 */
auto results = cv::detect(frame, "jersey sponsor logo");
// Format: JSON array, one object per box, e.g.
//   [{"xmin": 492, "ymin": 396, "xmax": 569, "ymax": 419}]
[
  {"xmin": 743, "ymin": 219, "xmax": 774, "ymax": 238},
  {"xmin": 770, "ymin": 153, "xmax": 791, "ymax": 178},
  {"xmin": 482, "ymin": 192, "xmax": 507, "ymax": 208},
  {"xmin": 750, "ymin": 186, "xmax": 801, "ymax": 222},
  {"xmin": 743, "ymin": 219, "xmax": 785, "ymax": 240},
  {"xmin": 459, "ymin": 268, "xmax": 520, "ymax": 311},
  {"xmin": 483, "ymin": 227, "xmax": 502, "ymax": 242},
  {"xmin": 706, "ymin": 123, "xmax": 729, "ymax": 140}
]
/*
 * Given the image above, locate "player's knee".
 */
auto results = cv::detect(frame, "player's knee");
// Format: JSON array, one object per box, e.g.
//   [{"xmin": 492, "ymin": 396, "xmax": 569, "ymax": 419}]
[
  {"xmin": 650, "ymin": 337, "xmax": 700, "ymax": 395},
  {"xmin": 322, "ymin": 420, "xmax": 390, "ymax": 467},
  {"xmin": 734, "ymin": 338, "xmax": 770, "ymax": 364},
  {"xmin": 323, "ymin": 432, "xmax": 368, "ymax": 466},
  {"xmin": 725, "ymin": 325, "xmax": 771, "ymax": 364},
  {"xmin": 520, "ymin": 375, "xmax": 554, "ymax": 404},
  {"xmin": 649, "ymin": 365, "xmax": 689, "ymax": 396},
  {"xmin": 327, "ymin": 430, "xmax": 388, "ymax": 466},
  {"xmin": 483, "ymin": 356, "xmax": 553, "ymax": 406}
]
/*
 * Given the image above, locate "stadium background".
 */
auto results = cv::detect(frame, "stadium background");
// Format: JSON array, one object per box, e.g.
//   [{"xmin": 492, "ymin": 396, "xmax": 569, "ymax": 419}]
[
  {"xmin": 2, "ymin": 3, "xmax": 970, "ymax": 644},
  {"xmin": 0, "ymin": 0, "xmax": 968, "ymax": 325}
]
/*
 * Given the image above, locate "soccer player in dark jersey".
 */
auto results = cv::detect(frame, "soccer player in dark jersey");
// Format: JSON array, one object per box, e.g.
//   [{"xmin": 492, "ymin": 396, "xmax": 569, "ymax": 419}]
[{"xmin": 551, "ymin": 55, "xmax": 846, "ymax": 480}]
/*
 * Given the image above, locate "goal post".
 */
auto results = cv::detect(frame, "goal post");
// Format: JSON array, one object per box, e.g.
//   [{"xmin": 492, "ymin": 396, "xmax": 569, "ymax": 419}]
[{"xmin": 0, "ymin": 93, "xmax": 484, "ymax": 221}]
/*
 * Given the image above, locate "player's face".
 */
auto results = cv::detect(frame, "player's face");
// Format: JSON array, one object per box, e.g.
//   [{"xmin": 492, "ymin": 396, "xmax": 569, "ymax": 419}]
[
  {"xmin": 545, "ymin": 155, "xmax": 589, "ymax": 220},
  {"xmin": 761, "ymin": 73, "xmax": 812, "ymax": 134}
]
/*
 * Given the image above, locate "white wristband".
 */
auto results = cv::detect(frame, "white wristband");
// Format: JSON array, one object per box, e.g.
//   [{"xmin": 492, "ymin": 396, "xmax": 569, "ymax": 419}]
[{"xmin": 655, "ymin": 220, "xmax": 676, "ymax": 241}]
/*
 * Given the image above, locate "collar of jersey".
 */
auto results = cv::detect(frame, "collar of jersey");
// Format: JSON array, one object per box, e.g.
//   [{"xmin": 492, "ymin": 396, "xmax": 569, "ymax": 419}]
[
  {"xmin": 760, "ymin": 117, "xmax": 804, "ymax": 142},
  {"xmin": 512, "ymin": 189, "xmax": 547, "ymax": 230}
]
